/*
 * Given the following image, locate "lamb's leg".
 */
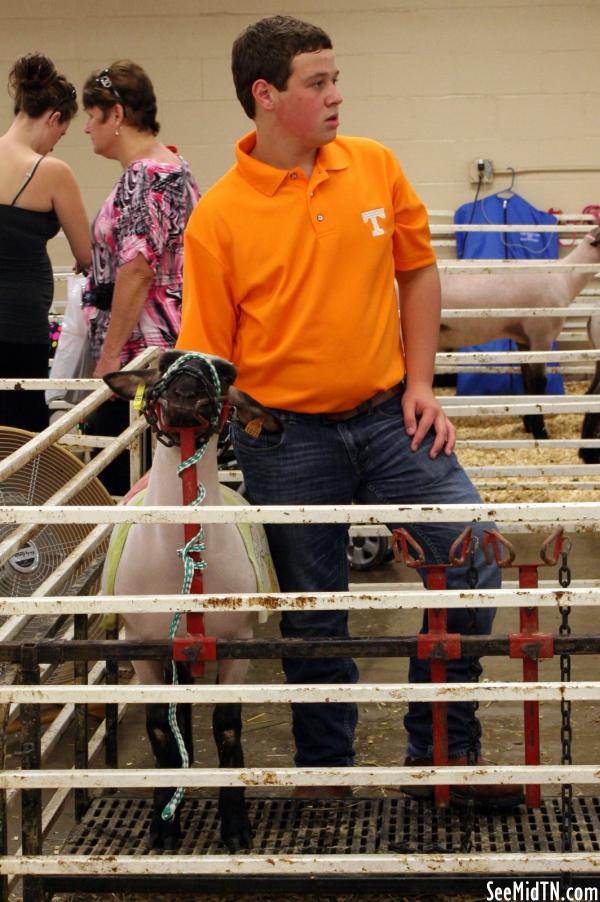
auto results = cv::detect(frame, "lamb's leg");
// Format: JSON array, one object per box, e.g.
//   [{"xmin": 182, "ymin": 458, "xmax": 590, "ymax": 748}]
[
  {"xmin": 580, "ymin": 361, "xmax": 600, "ymax": 463},
  {"xmin": 146, "ymin": 661, "xmax": 194, "ymax": 850},
  {"xmin": 213, "ymin": 703, "xmax": 252, "ymax": 851},
  {"xmin": 520, "ymin": 360, "xmax": 549, "ymax": 440}
]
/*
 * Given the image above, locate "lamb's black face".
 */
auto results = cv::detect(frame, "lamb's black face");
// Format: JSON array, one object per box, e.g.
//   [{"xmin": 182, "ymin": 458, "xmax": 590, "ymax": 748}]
[
  {"xmin": 103, "ymin": 350, "xmax": 237, "ymax": 446},
  {"xmin": 146, "ymin": 351, "xmax": 237, "ymax": 440},
  {"xmin": 153, "ymin": 360, "xmax": 224, "ymax": 430}
]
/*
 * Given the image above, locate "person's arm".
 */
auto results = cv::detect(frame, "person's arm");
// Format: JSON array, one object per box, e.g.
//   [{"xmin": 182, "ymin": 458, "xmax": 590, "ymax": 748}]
[
  {"xmin": 177, "ymin": 224, "xmax": 237, "ymax": 358},
  {"xmin": 93, "ymin": 253, "xmax": 153, "ymax": 378},
  {"xmin": 396, "ymin": 262, "xmax": 456, "ymax": 457},
  {"xmin": 48, "ymin": 159, "xmax": 92, "ymax": 273}
]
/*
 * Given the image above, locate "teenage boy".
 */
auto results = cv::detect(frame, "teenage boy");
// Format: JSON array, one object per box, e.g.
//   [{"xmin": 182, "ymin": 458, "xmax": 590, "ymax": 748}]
[{"xmin": 178, "ymin": 15, "xmax": 521, "ymax": 807}]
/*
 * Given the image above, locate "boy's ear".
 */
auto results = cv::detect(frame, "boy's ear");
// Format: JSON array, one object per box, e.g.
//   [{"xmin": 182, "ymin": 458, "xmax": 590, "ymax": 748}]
[{"xmin": 252, "ymin": 78, "xmax": 275, "ymax": 112}]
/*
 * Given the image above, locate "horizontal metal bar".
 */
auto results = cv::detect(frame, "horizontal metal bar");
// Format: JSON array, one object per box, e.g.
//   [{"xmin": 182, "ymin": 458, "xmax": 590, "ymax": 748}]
[
  {"xmin": 0, "ymin": 502, "xmax": 597, "ymax": 527},
  {"xmin": 458, "ymin": 439, "xmax": 600, "ymax": 448},
  {"xmin": 433, "ymin": 223, "xmax": 596, "ymax": 233},
  {"xmin": 439, "ymin": 400, "xmax": 600, "ymax": 416},
  {"xmin": 219, "ymin": 465, "xmax": 598, "ymax": 483},
  {"xmin": 473, "ymin": 480, "xmax": 600, "ymax": 491},
  {"xmin": 218, "ymin": 446, "xmax": 600, "ymax": 479},
  {"xmin": 2, "ymin": 852, "xmax": 599, "ymax": 877},
  {"xmin": 443, "ymin": 392, "xmax": 596, "ymax": 403},
  {"xmin": 466, "ymin": 464, "xmax": 600, "ymax": 477},
  {"xmin": 0, "ymin": 586, "xmax": 595, "ymax": 616},
  {"xmin": 438, "ymin": 350, "xmax": 600, "ymax": 363},
  {"xmin": 429, "ymin": 209, "xmax": 599, "ymax": 222},
  {"xmin": 2, "ymin": 681, "xmax": 600, "ymax": 705},
  {"xmin": 1, "ymin": 634, "xmax": 599, "ymax": 664},
  {"xmin": 438, "ymin": 367, "xmax": 595, "ymax": 374},
  {"xmin": 440, "ymin": 261, "xmax": 600, "ymax": 273},
  {"xmin": 0, "ymin": 378, "xmax": 100, "ymax": 391},
  {"xmin": 441, "ymin": 305, "xmax": 600, "ymax": 318},
  {"xmin": 2, "ymin": 764, "xmax": 599, "ymax": 791}
]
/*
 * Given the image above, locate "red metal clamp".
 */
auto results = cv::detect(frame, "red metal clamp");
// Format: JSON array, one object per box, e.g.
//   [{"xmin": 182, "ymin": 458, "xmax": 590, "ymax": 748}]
[
  {"xmin": 172, "ymin": 636, "xmax": 217, "ymax": 665},
  {"xmin": 483, "ymin": 526, "xmax": 571, "ymax": 807},
  {"xmin": 179, "ymin": 427, "xmax": 209, "ymax": 675},
  {"xmin": 392, "ymin": 526, "xmax": 479, "ymax": 808}
]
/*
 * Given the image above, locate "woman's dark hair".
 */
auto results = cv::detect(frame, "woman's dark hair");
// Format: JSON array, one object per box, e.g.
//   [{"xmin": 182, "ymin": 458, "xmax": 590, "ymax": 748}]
[
  {"xmin": 232, "ymin": 16, "xmax": 333, "ymax": 119},
  {"xmin": 8, "ymin": 53, "xmax": 77, "ymax": 122},
  {"xmin": 82, "ymin": 61, "xmax": 160, "ymax": 135}
]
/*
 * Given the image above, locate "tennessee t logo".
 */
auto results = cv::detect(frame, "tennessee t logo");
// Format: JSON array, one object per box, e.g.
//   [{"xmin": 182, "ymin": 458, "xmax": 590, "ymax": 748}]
[{"xmin": 362, "ymin": 208, "xmax": 386, "ymax": 237}]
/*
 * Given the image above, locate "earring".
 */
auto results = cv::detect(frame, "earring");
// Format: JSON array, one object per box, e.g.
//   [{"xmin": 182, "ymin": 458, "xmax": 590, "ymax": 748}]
[{"xmin": 115, "ymin": 128, "xmax": 120, "ymax": 136}]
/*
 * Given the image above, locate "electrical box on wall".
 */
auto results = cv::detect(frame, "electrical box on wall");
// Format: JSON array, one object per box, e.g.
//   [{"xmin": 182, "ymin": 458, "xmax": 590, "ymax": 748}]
[{"xmin": 469, "ymin": 158, "xmax": 494, "ymax": 185}]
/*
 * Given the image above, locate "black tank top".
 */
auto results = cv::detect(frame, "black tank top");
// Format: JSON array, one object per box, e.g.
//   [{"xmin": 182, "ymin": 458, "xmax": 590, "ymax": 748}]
[{"xmin": 0, "ymin": 157, "xmax": 59, "ymax": 343}]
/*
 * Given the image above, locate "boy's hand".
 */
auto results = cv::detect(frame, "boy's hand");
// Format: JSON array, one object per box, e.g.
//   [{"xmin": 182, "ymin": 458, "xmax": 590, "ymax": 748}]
[{"xmin": 402, "ymin": 382, "xmax": 456, "ymax": 457}]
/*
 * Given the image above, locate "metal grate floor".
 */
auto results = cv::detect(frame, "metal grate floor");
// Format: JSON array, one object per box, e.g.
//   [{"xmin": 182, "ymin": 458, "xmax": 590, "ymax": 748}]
[{"xmin": 59, "ymin": 794, "xmax": 600, "ymax": 856}]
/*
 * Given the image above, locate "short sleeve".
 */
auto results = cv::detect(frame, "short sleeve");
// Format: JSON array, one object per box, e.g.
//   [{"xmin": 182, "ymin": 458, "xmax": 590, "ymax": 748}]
[
  {"xmin": 386, "ymin": 149, "xmax": 436, "ymax": 272},
  {"xmin": 177, "ymin": 213, "xmax": 237, "ymax": 360},
  {"xmin": 116, "ymin": 163, "xmax": 168, "ymax": 271}
]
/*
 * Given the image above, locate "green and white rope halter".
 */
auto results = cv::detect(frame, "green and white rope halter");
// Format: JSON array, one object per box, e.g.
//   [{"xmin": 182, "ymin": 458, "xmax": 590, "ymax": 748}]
[{"xmin": 160, "ymin": 352, "xmax": 223, "ymax": 823}]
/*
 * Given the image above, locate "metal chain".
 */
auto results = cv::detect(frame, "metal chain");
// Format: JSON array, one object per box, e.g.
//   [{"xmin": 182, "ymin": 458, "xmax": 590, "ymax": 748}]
[
  {"xmin": 460, "ymin": 539, "xmax": 479, "ymax": 853},
  {"xmin": 558, "ymin": 549, "xmax": 574, "ymax": 858}
]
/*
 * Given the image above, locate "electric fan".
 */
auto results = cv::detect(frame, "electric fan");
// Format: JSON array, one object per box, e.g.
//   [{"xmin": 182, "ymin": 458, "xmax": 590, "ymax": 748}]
[{"xmin": 0, "ymin": 426, "xmax": 114, "ymax": 599}]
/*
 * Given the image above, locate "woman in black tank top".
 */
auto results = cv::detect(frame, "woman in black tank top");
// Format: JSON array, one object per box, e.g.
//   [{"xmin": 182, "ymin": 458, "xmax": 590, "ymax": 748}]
[{"xmin": 0, "ymin": 54, "xmax": 90, "ymax": 433}]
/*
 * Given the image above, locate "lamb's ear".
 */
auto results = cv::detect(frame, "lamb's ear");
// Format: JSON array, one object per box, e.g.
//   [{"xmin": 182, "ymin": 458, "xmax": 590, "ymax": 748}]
[
  {"xmin": 210, "ymin": 356, "xmax": 237, "ymax": 392},
  {"xmin": 103, "ymin": 368, "xmax": 161, "ymax": 401},
  {"xmin": 228, "ymin": 387, "xmax": 282, "ymax": 433}
]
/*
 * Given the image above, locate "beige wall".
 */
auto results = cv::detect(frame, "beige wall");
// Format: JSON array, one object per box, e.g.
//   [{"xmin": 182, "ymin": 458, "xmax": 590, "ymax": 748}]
[{"xmin": 1, "ymin": 0, "xmax": 599, "ymax": 269}]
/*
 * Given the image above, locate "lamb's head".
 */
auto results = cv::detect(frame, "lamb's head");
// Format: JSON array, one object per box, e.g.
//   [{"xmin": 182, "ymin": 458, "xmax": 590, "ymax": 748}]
[{"xmin": 104, "ymin": 350, "xmax": 281, "ymax": 446}]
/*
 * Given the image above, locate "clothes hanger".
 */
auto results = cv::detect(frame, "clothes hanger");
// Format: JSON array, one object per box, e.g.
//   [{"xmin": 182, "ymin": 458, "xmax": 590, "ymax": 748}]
[{"xmin": 495, "ymin": 166, "xmax": 515, "ymax": 199}]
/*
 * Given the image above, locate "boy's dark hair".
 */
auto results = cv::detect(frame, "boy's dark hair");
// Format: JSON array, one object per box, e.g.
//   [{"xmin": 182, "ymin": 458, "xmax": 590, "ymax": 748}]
[
  {"xmin": 232, "ymin": 15, "xmax": 333, "ymax": 119},
  {"xmin": 82, "ymin": 60, "xmax": 160, "ymax": 136},
  {"xmin": 9, "ymin": 53, "xmax": 77, "ymax": 123}
]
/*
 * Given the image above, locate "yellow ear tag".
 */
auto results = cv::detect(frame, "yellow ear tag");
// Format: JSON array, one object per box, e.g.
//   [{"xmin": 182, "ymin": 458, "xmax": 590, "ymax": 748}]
[
  {"xmin": 133, "ymin": 382, "xmax": 146, "ymax": 411},
  {"xmin": 244, "ymin": 418, "xmax": 262, "ymax": 438}
]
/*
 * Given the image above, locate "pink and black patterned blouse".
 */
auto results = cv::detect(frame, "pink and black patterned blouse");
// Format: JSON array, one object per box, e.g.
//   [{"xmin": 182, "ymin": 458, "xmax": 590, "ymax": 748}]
[{"xmin": 83, "ymin": 157, "xmax": 200, "ymax": 364}]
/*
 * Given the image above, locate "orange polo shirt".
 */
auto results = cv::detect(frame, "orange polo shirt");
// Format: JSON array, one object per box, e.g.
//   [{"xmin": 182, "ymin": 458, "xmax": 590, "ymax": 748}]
[{"xmin": 178, "ymin": 132, "xmax": 436, "ymax": 412}]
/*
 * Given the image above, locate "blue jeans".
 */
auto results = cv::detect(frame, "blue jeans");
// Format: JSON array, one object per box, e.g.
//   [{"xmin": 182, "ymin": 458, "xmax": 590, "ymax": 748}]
[{"xmin": 232, "ymin": 393, "xmax": 499, "ymax": 766}]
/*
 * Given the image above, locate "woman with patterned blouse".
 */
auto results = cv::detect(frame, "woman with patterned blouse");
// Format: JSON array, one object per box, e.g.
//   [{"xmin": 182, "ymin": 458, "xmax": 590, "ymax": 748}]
[{"xmin": 82, "ymin": 61, "xmax": 200, "ymax": 493}]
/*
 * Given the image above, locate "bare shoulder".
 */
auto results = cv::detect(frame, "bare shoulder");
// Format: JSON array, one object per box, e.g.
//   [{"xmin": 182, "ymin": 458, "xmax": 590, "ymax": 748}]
[{"xmin": 39, "ymin": 156, "xmax": 78, "ymax": 185}]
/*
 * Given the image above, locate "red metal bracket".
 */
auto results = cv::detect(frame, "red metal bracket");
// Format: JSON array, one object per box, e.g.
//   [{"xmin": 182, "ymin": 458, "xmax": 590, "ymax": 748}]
[
  {"xmin": 172, "ymin": 636, "xmax": 217, "ymax": 666},
  {"xmin": 392, "ymin": 526, "xmax": 479, "ymax": 808},
  {"xmin": 484, "ymin": 526, "xmax": 570, "ymax": 808},
  {"xmin": 509, "ymin": 633, "xmax": 554, "ymax": 660},
  {"xmin": 418, "ymin": 633, "xmax": 462, "ymax": 661}
]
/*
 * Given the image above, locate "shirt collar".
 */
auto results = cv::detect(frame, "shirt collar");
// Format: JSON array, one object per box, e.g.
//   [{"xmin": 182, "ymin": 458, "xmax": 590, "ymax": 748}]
[
  {"xmin": 316, "ymin": 139, "xmax": 350, "ymax": 173},
  {"xmin": 235, "ymin": 131, "xmax": 350, "ymax": 197}
]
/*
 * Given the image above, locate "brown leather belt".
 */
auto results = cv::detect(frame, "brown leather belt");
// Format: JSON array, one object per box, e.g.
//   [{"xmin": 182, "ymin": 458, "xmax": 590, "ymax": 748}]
[{"xmin": 323, "ymin": 382, "xmax": 405, "ymax": 423}]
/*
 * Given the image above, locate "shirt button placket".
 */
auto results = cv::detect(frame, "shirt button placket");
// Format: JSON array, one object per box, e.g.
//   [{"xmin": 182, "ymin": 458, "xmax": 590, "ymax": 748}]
[{"xmin": 308, "ymin": 174, "xmax": 329, "ymax": 234}]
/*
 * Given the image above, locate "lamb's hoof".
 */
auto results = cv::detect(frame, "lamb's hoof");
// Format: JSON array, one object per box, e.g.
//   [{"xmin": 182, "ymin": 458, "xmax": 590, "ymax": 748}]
[
  {"xmin": 148, "ymin": 812, "xmax": 182, "ymax": 851},
  {"xmin": 162, "ymin": 833, "xmax": 181, "ymax": 852},
  {"xmin": 221, "ymin": 815, "xmax": 253, "ymax": 852}
]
